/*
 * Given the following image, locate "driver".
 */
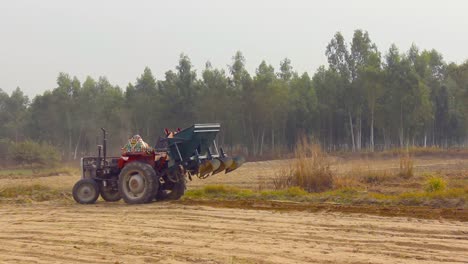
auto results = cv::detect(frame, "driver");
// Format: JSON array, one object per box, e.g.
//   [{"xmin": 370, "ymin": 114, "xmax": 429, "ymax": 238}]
[{"xmin": 121, "ymin": 134, "xmax": 153, "ymax": 155}]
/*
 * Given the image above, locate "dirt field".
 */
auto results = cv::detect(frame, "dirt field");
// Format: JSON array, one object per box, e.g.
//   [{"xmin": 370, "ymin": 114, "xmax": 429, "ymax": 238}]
[
  {"xmin": 0, "ymin": 156, "xmax": 467, "ymax": 263},
  {"xmin": 0, "ymin": 202, "xmax": 467, "ymax": 264}
]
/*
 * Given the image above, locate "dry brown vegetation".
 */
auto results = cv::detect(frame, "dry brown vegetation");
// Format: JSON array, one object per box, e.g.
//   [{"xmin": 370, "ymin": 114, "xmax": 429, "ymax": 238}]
[
  {"xmin": 273, "ymin": 138, "xmax": 333, "ymax": 192},
  {"xmin": 186, "ymin": 146, "xmax": 467, "ymax": 209}
]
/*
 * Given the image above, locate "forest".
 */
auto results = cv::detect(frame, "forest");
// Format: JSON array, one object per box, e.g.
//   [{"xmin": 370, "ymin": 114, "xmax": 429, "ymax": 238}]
[{"xmin": 1, "ymin": 29, "xmax": 467, "ymax": 161}]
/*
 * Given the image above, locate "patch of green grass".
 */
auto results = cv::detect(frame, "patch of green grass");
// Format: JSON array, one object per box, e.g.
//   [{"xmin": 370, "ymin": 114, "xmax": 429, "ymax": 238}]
[
  {"xmin": 184, "ymin": 184, "xmax": 467, "ymax": 208},
  {"xmin": 425, "ymin": 176, "xmax": 447, "ymax": 192},
  {"xmin": 369, "ymin": 188, "xmax": 467, "ymax": 207},
  {"xmin": 185, "ymin": 185, "xmax": 255, "ymax": 199},
  {"xmin": 260, "ymin": 186, "xmax": 309, "ymax": 199}
]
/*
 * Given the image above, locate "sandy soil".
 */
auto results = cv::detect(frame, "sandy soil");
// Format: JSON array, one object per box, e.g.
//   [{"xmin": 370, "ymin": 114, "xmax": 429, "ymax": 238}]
[{"xmin": 0, "ymin": 202, "xmax": 467, "ymax": 264}]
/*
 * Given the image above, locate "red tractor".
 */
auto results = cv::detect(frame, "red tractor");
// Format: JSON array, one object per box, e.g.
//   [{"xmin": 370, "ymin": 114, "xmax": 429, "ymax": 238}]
[{"xmin": 72, "ymin": 124, "xmax": 244, "ymax": 204}]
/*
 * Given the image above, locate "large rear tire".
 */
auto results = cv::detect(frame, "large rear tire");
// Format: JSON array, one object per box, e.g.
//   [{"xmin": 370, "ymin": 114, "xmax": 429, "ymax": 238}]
[
  {"xmin": 118, "ymin": 162, "xmax": 157, "ymax": 204},
  {"xmin": 73, "ymin": 178, "xmax": 100, "ymax": 204}
]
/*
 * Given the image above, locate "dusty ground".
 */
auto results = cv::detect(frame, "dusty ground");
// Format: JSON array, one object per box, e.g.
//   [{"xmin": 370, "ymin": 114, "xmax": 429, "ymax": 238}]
[
  {"xmin": 0, "ymin": 156, "xmax": 467, "ymax": 263},
  {"xmin": 0, "ymin": 202, "xmax": 467, "ymax": 264}
]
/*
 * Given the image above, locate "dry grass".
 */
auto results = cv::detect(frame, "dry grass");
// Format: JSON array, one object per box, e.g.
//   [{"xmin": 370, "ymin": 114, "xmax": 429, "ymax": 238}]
[
  {"xmin": 273, "ymin": 138, "xmax": 333, "ymax": 192},
  {"xmin": 0, "ymin": 154, "xmax": 465, "ymax": 209},
  {"xmin": 343, "ymin": 167, "xmax": 393, "ymax": 185},
  {"xmin": 398, "ymin": 152, "xmax": 414, "ymax": 179},
  {"xmin": 0, "ymin": 166, "xmax": 77, "ymax": 179},
  {"xmin": 332, "ymin": 161, "xmax": 402, "ymax": 190},
  {"xmin": 0, "ymin": 184, "xmax": 66, "ymax": 203},
  {"xmin": 333, "ymin": 173, "xmax": 361, "ymax": 189}
]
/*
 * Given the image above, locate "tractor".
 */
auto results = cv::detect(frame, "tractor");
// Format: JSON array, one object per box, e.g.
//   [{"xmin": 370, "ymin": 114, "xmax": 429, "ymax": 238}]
[{"xmin": 72, "ymin": 123, "xmax": 244, "ymax": 204}]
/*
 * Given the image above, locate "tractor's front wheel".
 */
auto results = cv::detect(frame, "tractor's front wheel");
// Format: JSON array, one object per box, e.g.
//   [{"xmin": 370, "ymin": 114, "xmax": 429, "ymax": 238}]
[
  {"xmin": 118, "ymin": 162, "xmax": 158, "ymax": 204},
  {"xmin": 73, "ymin": 178, "xmax": 100, "ymax": 204}
]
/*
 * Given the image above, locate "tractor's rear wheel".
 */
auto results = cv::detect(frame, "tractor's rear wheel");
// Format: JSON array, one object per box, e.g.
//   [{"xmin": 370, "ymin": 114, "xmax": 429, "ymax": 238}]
[
  {"xmin": 100, "ymin": 182, "xmax": 121, "ymax": 202},
  {"xmin": 73, "ymin": 178, "xmax": 100, "ymax": 204},
  {"xmin": 118, "ymin": 162, "xmax": 157, "ymax": 204}
]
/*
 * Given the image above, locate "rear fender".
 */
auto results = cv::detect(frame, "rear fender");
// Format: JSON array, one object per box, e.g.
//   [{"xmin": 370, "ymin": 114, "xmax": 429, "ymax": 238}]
[{"xmin": 118, "ymin": 153, "xmax": 155, "ymax": 169}]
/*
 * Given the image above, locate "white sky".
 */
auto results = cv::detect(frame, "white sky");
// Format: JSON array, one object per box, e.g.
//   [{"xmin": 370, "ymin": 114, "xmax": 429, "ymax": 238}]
[{"xmin": 1, "ymin": 0, "xmax": 467, "ymax": 97}]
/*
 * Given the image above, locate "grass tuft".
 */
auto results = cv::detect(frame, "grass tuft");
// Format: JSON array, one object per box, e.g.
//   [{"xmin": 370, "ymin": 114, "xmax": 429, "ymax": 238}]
[
  {"xmin": 398, "ymin": 152, "xmax": 414, "ymax": 179},
  {"xmin": 274, "ymin": 138, "xmax": 333, "ymax": 192}
]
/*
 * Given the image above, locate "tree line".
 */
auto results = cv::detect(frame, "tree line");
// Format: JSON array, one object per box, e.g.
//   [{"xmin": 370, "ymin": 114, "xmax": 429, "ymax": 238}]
[{"xmin": 1, "ymin": 29, "xmax": 467, "ymax": 161}]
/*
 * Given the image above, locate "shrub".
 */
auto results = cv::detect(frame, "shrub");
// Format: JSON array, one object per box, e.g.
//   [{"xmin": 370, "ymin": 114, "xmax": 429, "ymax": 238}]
[
  {"xmin": 273, "ymin": 167, "xmax": 295, "ymax": 190},
  {"xmin": 425, "ymin": 176, "xmax": 447, "ymax": 193},
  {"xmin": 274, "ymin": 138, "xmax": 333, "ymax": 192},
  {"xmin": 8, "ymin": 140, "xmax": 60, "ymax": 168}
]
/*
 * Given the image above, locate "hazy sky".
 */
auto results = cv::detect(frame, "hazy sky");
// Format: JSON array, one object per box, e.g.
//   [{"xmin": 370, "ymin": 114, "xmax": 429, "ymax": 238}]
[{"xmin": 1, "ymin": 0, "xmax": 467, "ymax": 97}]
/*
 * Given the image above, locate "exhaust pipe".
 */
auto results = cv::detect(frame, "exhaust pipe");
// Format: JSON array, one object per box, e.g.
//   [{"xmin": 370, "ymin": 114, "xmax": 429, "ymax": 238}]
[{"xmin": 101, "ymin": 128, "xmax": 107, "ymax": 166}]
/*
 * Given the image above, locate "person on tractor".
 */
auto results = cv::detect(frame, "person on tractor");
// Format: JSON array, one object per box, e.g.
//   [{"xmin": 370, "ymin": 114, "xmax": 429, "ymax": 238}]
[{"xmin": 121, "ymin": 134, "xmax": 153, "ymax": 155}]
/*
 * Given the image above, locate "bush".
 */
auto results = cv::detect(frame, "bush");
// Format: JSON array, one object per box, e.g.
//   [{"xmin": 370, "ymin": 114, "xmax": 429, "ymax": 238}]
[
  {"xmin": 8, "ymin": 140, "xmax": 60, "ymax": 168},
  {"xmin": 274, "ymin": 138, "xmax": 333, "ymax": 192},
  {"xmin": 425, "ymin": 176, "xmax": 447, "ymax": 193}
]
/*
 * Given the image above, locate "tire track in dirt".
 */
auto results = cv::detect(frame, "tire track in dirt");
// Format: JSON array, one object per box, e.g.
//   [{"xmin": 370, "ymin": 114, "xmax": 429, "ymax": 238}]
[{"xmin": 0, "ymin": 203, "xmax": 467, "ymax": 264}]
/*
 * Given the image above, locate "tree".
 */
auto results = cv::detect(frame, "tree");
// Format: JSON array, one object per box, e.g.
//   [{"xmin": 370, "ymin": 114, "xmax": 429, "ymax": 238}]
[
  {"xmin": 1, "ymin": 29, "xmax": 467, "ymax": 160},
  {"xmin": 348, "ymin": 29, "xmax": 378, "ymax": 150},
  {"xmin": 360, "ymin": 52, "xmax": 383, "ymax": 151},
  {"xmin": 3, "ymin": 87, "xmax": 29, "ymax": 142},
  {"xmin": 278, "ymin": 58, "xmax": 293, "ymax": 81},
  {"xmin": 326, "ymin": 32, "xmax": 355, "ymax": 150},
  {"xmin": 159, "ymin": 54, "xmax": 199, "ymax": 129},
  {"xmin": 127, "ymin": 67, "xmax": 159, "ymax": 138}
]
